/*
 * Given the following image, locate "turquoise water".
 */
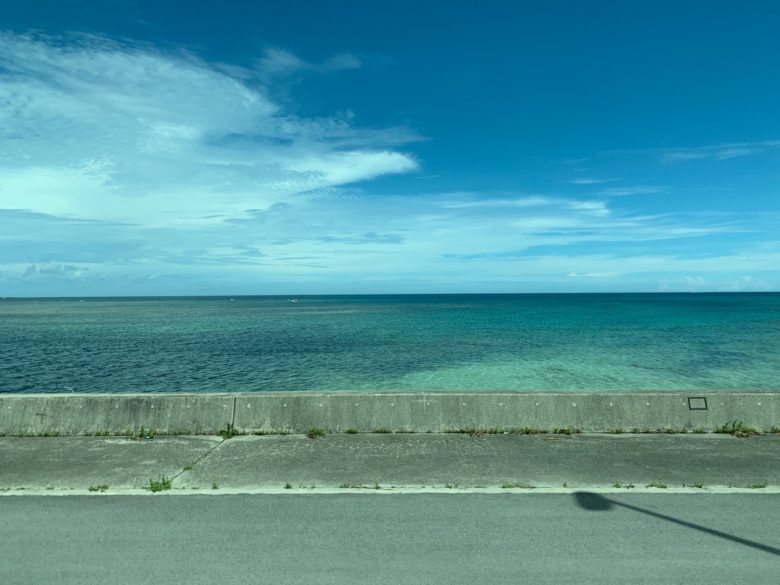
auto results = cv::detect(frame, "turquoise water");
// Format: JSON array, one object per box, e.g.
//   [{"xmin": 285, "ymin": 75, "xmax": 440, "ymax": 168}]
[{"xmin": 1, "ymin": 293, "xmax": 778, "ymax": 393}]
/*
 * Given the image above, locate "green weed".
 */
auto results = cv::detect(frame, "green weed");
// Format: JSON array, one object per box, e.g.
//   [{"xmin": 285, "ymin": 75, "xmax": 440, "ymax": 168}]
[
  {"xmin": 128, "ymin": 427, "xmax": 157, "ymax": 440},
  {"xmin": 553, "ymin": 427, "xmax": 581, "ymax": 435},
  {"xmin": 510, "ymin": 428, "xmax": 549, "ymax": 435},
  {"xmin": 147, "ymin": 476, "xmax": 172, "ymax": 492},
  {"xmin": 715, "ymin": 420, "xmax": 759, "ymax": 437},
  {"xmin": 218, "ymin": 423, "xmax": 239, "ymax": 440}
]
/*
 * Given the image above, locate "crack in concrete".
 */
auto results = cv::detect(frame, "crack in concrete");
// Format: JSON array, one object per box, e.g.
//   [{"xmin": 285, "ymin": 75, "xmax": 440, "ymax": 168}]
[{"xmin": 170, "ymin": 438, "xmax": 227, "ymax": 484}]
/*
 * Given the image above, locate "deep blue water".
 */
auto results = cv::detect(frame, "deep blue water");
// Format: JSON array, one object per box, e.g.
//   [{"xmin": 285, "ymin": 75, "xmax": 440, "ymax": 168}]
[{"xmin": 1, "ymin": 293, "xmax": 778, "ymax": 393}]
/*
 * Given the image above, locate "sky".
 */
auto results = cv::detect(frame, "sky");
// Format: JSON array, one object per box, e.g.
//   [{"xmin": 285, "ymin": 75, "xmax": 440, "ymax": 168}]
[{"xmin": 1, "ymin": 0, "xmax": 779, "ymax": 296}]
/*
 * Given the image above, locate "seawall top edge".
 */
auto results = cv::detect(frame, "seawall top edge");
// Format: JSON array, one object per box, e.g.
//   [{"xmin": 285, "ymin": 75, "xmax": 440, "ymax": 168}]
[{"xmin": 1, "ymin": 390, "xmax": 778, "ymax": 398}]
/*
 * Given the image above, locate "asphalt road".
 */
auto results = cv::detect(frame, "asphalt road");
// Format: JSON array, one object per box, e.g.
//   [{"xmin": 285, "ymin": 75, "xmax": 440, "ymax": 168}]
[{"xmin": 1, "ymin": 494, "xmax": 778, "ymax": 584}]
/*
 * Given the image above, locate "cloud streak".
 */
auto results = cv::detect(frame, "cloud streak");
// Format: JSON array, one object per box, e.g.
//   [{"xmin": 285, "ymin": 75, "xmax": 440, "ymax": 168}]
[
  {"xmin": 0, "ymin": 32, "xmax": 416, "ymax": 227},
  {"xmin": 257, "ymin": 47, "xmax": 362, "ymax": 76},
  {"xmin": 658, "ymin": 140, "xmax": 780, "ymax": 163}
]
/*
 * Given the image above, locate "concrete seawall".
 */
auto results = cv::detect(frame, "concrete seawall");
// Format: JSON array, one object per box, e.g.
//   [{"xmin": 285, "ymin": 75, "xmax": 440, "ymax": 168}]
[{"xmin": 0, "ymin": 392, "xmax": 777, "ymax": 436}]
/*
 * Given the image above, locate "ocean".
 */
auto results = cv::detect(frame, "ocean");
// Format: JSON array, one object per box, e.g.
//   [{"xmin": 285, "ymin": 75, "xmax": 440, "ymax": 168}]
[{"xmin": 1, "ymin": 293, "xmax": 778, "ymax": 393}]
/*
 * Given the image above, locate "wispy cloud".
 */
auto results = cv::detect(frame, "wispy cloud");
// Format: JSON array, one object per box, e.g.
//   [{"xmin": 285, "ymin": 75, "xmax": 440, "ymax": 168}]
[
  {"xmin": 599, "ymin": 186, "xmax": 667, "ymax": 197},
  {"xmin": 1, "ymin": 186, "xmax": 772, "ymax": 294},
  {"xmin": 567, "ymin": 271, "xmax": 619, "ymax": 278},
  {"xmin": 0, "ymin": 32, "xmax": 415, "ymax": 227},
  {"xmin": 659, "ymin": 140, "xmax": 780, "ymax": 163},
  {"xmin": 437, "ymin": 195, "xmax": 610, "ymax": 216},
  {"xmin": 566, "ymin": 177, "xmax": 618, "ymax": 185},
  {"xmin": 257, "ymin": 47, "xmax": 361, "ymax": 77}
]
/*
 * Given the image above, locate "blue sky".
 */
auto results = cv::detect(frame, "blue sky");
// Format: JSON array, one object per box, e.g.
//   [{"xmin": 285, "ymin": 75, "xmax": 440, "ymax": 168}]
[{"xmin": 1, "ymin": 0, "xmax": 779, "ymax": 295}]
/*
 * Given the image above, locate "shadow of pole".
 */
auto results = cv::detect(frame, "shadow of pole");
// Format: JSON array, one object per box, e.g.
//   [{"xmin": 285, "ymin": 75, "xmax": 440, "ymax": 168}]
[{"xmin": 573, "ymin": 492, "xmax": 780, "ymax": 557}]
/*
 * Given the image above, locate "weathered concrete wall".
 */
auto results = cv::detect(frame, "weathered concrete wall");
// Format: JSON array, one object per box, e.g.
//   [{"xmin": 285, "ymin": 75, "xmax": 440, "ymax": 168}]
[
  {"xmin": 233, "ymin": 392, "xmax": 779, "ymax": 433},
  {"xmin": 0, "ymin": 392, "xmax": 777, "ymax": 435},
  {"xmin": 0, "ymin": 394, "xmax": 233, "ymax": 436}
]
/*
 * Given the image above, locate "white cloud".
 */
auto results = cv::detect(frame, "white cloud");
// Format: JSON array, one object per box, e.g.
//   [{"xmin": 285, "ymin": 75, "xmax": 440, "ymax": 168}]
[
  {"xmin": 566, "ymin": 177, "xmax": 618, "ymax": 185},
  {"xmin": 1, "ymin": 186, "xmax": 775, "ymax": 294},
  {"xmin": 567, "ymin": 271, "xmax": 618, "ymax": 278},
  {"xmin": 660, "ymin": 140, "xmax": 780, "ymax": 163},
  {"xmin": 438, "ymin": 195, "xmax": 610, "ymax": 216},
  {"xmin": 257, "ymin": 47, "xmax": 308, "ymax": 75},
  {"xmin": 720, "ymin": 275, "xmax": 775, "ymax": 292},
  {"xmin": 438, "ymin": 195, "xmax": 557, "ymax": 209},
  {"xmin": 0, "ymin": 32, "xmax": 414, "ymax": 227},
  {"xmin": 684, "ymin": 275, "xmax": 706, "ymax": 286},
  {"xmin": 257, "ymin": 47, "xmax": 361, "ymax": 76},
  {"xmin": 599, "ymin": 186, "xmax": 666, "ymax": 197},
  {"xmin": 566, "ymin": 200, "xmax": 610, "ymax": 216}
]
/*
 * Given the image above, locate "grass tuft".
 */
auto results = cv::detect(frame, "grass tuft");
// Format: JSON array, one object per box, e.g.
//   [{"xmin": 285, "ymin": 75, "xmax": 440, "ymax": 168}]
[
  {"xmin": 218, "ymin": 423, "xmax": 240, "ymax": 440},
  {"xmin": 306, "ymin": 427, "xmax": 327, "ymax": 439},
  {"xmin": 501, "ymin": 482, "xmax": 535, "ymax": 489},
  {"xmin": 715, "ymin": 420, "xmax": 759, "ymax": 437},
  {"xmin": 552, "ymin": 427, "xmax": 581, "ymax": 435},
  {"xmin": 127, "ymin": 427, "xmax": 157, "ymax": 441},
  {"xmin": 510, "ymin": 427, "xmax": 549, "ymax": 435},
  {"xmin": 147, "ymin": 476, "xmax": 172, "ymax": 493},
  {"xmin": 88, "ymin": 484, "xmax": 109, "ymax": 492},
  {"xmin": 128, "ymin": 427, "xmax": 157, "ymax": 440}
]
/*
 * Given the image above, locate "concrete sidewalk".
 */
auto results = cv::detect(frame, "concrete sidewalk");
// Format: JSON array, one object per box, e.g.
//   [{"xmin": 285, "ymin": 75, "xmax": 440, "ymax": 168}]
[{"xmin": 1, "ymin": 433, "xmax": 779, "ymax": 494}]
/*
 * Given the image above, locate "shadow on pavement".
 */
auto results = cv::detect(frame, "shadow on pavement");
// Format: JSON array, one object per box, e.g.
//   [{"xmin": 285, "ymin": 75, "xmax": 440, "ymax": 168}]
[{"xmin": 573, "ymin": 492, "xmax": 780, "ymax": 557}]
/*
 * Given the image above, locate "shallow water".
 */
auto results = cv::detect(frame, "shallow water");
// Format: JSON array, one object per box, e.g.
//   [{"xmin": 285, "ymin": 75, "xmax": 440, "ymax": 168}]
[{"xmin": 1, "ymin": 293, "xmax": 778, "ymax": 393}]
